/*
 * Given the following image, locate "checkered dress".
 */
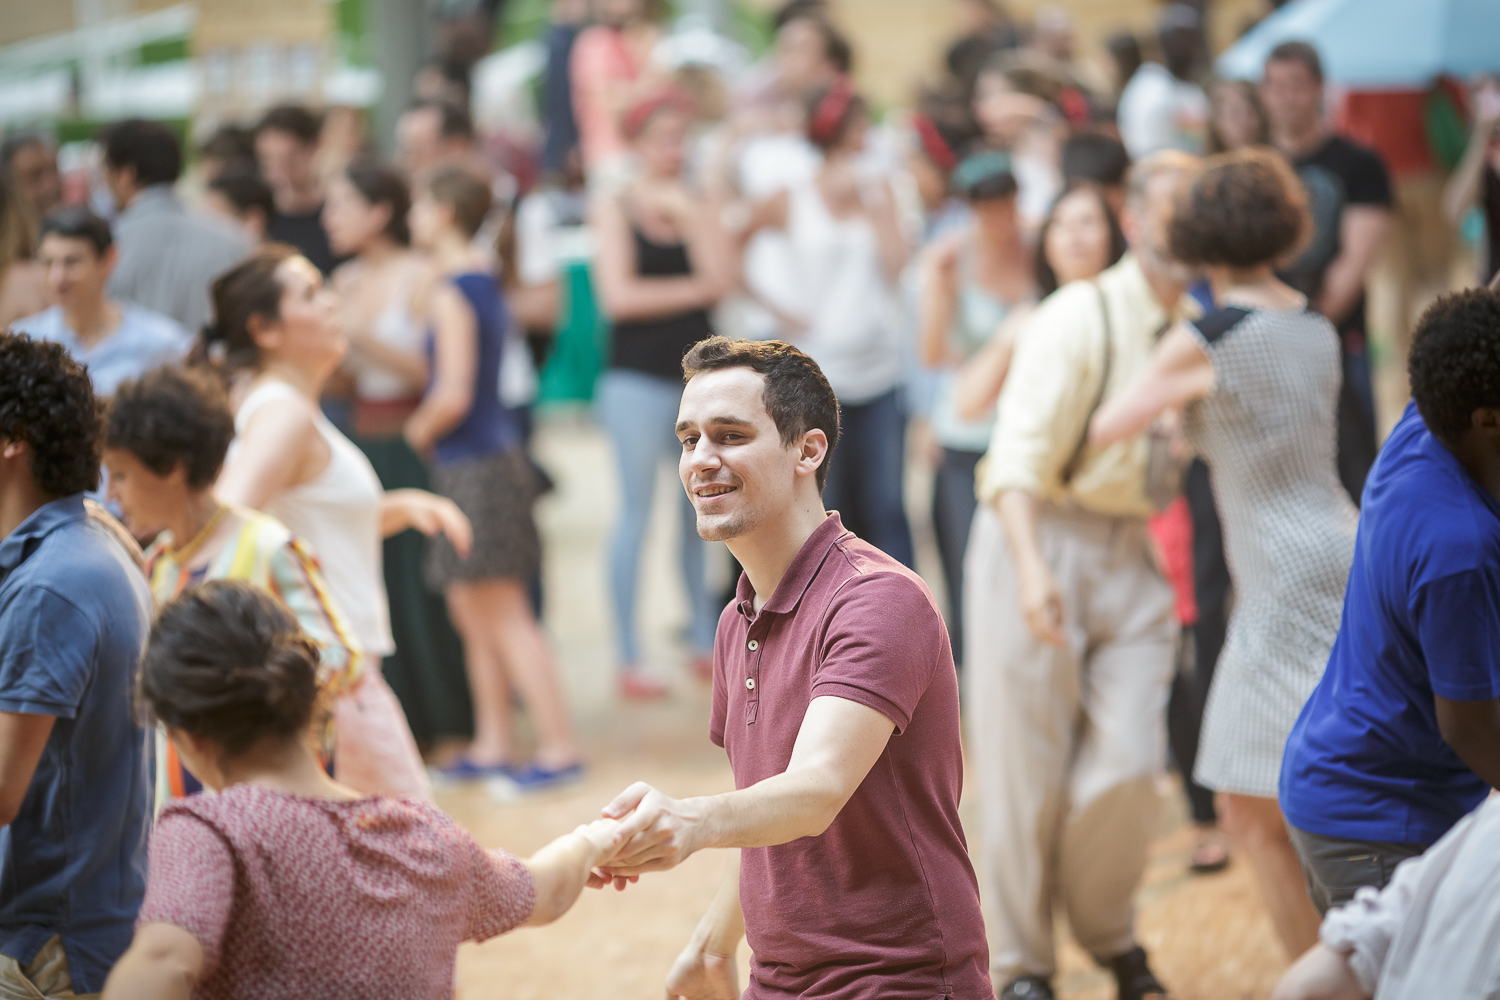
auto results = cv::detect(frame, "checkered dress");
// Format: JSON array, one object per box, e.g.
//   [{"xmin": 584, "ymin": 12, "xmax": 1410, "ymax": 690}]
[{"xmin": 1186, "ymin": 306, "xmax": 1358, "ymax": 797}]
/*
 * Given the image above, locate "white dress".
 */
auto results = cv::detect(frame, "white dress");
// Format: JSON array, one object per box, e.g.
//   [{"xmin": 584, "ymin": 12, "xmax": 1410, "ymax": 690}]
[
  {"xmin": 230, "ymin": 381, "xmax": 394, "ymax": 657},
  {"xmin": 1186, "ymin": 305, "xmax": 1358, "ymax": 797}
]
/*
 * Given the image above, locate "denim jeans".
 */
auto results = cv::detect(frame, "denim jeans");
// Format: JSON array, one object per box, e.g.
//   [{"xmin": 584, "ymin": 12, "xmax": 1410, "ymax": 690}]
[
  {"xmin": 596, "ymin": 369, "xmax": 718, "ymax": 666},
  {"xmin": 821, "ymin": 388, "xmax": 914, "ymax": 567},
  {"xmin": 932, "ymin": 447, "xmax": 984, "ymax": 667},
  {"xmin": 1286, "ymin": 823, "xmax": 1426, "ymax": 915}
]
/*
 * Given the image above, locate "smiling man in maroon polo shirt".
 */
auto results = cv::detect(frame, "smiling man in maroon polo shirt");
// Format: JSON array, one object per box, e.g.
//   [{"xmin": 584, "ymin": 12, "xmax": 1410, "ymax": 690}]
[{"xmin": 595, "ymin": 337, "xmax": 992, "ymax": 1000}]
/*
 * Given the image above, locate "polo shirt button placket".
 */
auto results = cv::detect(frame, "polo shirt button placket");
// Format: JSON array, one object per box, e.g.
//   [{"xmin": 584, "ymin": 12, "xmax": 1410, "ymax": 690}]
[{"xmin": 744, "ymin": 630, "xmax": 763, "ymax": 726}]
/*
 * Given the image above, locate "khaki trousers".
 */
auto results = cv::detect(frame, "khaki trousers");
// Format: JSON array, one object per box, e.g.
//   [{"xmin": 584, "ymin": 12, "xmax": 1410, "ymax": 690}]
[
  {"xmin": 963, "ymin": 502, "xmax": 1176, "ymax": 982},
  {"xmin": 0, "ymin": 936, "xmax": 96, "ymax": 1000}
]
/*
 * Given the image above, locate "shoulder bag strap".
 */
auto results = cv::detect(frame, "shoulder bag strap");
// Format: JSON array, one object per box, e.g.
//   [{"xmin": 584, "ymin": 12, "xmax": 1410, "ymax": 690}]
[{"xmin": 1060, "ymin": 283, "xmax": 1113, "ymax": 485}]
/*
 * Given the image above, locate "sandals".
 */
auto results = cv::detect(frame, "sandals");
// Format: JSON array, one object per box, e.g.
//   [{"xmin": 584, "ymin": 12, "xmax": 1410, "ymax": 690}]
[{"xmin": 1189, "ymin": 825, "xmax": 1232, "ymax": 875}]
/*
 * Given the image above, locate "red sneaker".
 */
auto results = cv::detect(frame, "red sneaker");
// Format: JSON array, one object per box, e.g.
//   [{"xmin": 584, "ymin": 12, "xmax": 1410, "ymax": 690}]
[{"xmin": 619, "ymin": 672, "xmax": 670, "ymax": 700}]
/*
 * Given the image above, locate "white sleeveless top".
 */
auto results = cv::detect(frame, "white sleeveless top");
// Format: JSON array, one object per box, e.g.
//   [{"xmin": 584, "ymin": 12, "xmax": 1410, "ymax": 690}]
[
  {"xmin": 349, "ymin": 265, "xmax": 426, "ymax": 402},
  {"xmin": 785, "ymin": 178, "xmax": 901, "ymax": 405},
  {"xmin": 230, "ymin": 380, "xmax": 394, "ymax": 656}
]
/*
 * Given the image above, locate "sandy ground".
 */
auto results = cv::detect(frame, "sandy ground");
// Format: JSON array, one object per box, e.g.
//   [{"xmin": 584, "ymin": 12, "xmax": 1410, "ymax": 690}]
[{"xmin": 439, "ymin": 413, "xmax": 1288, "ymax": 1000}]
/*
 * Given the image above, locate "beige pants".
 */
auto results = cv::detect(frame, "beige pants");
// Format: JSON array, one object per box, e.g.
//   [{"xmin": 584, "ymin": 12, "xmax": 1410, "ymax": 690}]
[
  {"xmin": 963, "ymin": 502, "xmax": 1176, "ymax": 981},
  {"xmin": 0, "ymin": 936, "xmax": 96, "ymax": 1000}
]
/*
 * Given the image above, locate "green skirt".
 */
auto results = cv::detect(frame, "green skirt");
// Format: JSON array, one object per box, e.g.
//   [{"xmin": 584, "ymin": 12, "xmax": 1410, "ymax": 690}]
[{"xmin": 353, "ymin": 434, "xmax": 474, "ymax": 744}]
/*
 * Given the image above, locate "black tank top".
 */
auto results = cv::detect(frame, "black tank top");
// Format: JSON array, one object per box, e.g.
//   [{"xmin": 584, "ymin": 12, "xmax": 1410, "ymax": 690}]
[{"xmin": 609, "ymin": 226, "xmax": 714, "ymax": 379}]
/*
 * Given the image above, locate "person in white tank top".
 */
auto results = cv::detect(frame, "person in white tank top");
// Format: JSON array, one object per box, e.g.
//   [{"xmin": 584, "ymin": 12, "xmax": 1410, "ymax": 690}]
[{"xmin": 210, "ymin": 246, "xmax": 472, "ymax": 800}]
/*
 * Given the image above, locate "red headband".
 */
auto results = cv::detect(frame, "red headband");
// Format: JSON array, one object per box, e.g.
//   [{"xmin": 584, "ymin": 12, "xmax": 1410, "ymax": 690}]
[
  {"xmin": 809, "ymin": 75, "xmax": 857, "ymax": 146},
  {"xmin": 623, "ymin": 88, "xmax": 696, "ymax": 139},
  {"xmin": 912, "ymin": 113, "xmax": 957, "ymax": 173}
]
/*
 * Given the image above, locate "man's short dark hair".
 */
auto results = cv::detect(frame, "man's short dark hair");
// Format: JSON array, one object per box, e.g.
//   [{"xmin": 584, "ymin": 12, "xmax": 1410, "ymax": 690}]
[
  {"xmin": 102, "ymin": 119, "xmax": 182, "ymax": 187},
  {"xmin": 208, "ymin": 161, "xmax": 275, "ymax": 221},
  {"xmin": 1062, "ymin": 132, "xmax": 1130, "ymax": 187},
  {"xmin": 1266, "ymin": 40, "xmax": 1324, "ymax": 83},
  {"xmin": 1408, "ymin": 287, "xmax": 1500, "ymax": 445},
  {"xmin": 38, "ymin": 206, "xmax": 113, "ymax": 257},
  {"xmin": 256, "ymin": 104, "xmax": 322, "ymax": 145},
  {"xmin": 410, "ymin": 98, "xmax": 475, "ymax": 142},
  {"xmin": 681, "ymin": 337, "xmax": 841, "ymax": 491},
  {"xmin": 196, "ymin": 124, "xmax": 255, "ymax": 164},
  {"xmin": 106, "ymin": 366, "xmax": 236, "ymax": 489},
  {"xmin": 1169, "ymin": 147, "xmax": 1308, "ymax": 268},
  {"xmin": 0, "ymin": 332, "xmax": 101, "ymax": 495}
]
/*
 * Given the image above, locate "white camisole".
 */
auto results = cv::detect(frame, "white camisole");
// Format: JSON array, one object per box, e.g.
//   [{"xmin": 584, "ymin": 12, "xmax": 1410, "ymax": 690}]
[{"xmin": 229, "ymin": 380, "xmax": 394, "ymax": 656}]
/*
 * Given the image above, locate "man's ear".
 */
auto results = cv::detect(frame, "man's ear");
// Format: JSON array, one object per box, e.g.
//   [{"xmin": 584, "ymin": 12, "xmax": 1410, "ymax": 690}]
[
  {"xmin": 1, "ymin": 439, "xmax": 28, "ymax": 462},
  {"xmin": 1472, "ymin": 407, "xmax": 1500, "ymax": 438},
  {"xmin": 798, "ymin": 428, "xmax": 830, "ymax": 479}
]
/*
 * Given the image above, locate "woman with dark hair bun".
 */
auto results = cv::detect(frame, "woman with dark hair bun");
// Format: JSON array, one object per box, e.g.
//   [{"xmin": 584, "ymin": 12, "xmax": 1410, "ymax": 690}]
[
  {"xmin": 1089, "ymin": 147, "xmax": 1357, "ymax": 958},
  {"xmin": 323, "ymin": 156, "xmax": 472, "ymax": 747},
  {"xmin": 747, "ymin": 75, "xmax": 914, "ymax": 566},
  {"xmin": 206, "ymin": 244, "xmax": 472, "ymax": 801},
  {"xmin": 917, "ymin": 149, "xmax": 1035, "ymax": 666},
  {"xmin": 103, "ymin": 580, "xmax": 625, "ymax": 1000}
]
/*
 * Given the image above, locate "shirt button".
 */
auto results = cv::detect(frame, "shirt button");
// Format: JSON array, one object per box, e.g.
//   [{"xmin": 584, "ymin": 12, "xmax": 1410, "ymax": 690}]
[
  {"xmin": 745, "ymin": 677, "xmax": 756, "ymax": 690},
  {"xmin": 747, "ymin": 639, "xmax": 759, "ymax": 651}
]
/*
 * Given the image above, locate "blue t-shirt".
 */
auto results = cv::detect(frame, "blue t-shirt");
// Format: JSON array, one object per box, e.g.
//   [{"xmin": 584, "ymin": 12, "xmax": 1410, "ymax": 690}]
[
  {"xmin": 429, "ymin": 272, "xmax": 520, "ymax": 465},
  {"xmin": 1281, "ymin": 403, "xmax": 1500, "ymax": 845},
  {"xmin": 0, "ymin": 496, "xmax": 155, "ymax": 992}
]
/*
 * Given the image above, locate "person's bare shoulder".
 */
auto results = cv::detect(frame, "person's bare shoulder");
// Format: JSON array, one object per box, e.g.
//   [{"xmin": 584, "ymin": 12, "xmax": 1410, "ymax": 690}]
[{"xmin": 0, "ymin": 261, "xmax": 47, "ymax": 328}]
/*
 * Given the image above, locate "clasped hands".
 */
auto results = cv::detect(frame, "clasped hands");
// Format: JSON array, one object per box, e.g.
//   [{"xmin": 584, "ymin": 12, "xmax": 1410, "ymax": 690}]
[{"xmin": 584, "ymin": 782, "xmax": 706, "ymax": 891}]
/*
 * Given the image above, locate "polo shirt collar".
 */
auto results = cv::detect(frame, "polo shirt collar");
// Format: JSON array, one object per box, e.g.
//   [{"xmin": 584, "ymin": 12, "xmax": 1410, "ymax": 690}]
[
  {"xmin": 0, "ymin": 494, "xmax": 88, "ymax": 574},
  {"xmin": 735, "ymin": 511, "xmax": 850, "ymax": 620}
]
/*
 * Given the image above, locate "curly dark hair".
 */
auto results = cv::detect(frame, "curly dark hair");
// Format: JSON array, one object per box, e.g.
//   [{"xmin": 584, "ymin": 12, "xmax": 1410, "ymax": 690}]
[
  {"xmin": 1407, "ymin": 287, "xmax": 1500, "ymax": 444},
  {"xmin": 1168, "ymin": 147, "xmax": 1309, "ymax": 268},
  {"xmin": 0, "ymin": 331, "xmax": 101, "ymax": 496},
  {"xmin": 140, "ymin": 581, "xmax": 320, "ymax": 756},
  {"xmin": 106, "ymin": 366, "xmax": 236, "ymax": 489},
  {"xmin": 681, "ymin": 337, "xmax": 840, "ymax": 491}
]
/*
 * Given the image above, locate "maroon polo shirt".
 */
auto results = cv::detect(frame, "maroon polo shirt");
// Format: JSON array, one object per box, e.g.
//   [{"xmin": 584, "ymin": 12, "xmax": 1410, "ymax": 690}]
[{"xmin": 711, "ymin": 512, "xmax": 992, "ymax": 1000}]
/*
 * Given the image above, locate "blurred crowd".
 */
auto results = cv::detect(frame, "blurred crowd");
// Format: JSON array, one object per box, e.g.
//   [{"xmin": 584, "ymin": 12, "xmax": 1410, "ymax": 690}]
[{"xmin": 1, "ymin": 0, "xmax": 1500, "ymax": 998}]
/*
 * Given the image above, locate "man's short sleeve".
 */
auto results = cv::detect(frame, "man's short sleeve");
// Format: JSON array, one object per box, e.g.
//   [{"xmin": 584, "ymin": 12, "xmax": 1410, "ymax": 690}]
[
  {"xmin": 0, "ymin": 587, "xmax": 97, "ymax": 719},
  {"xmin": 136, "ymin": 810, "xmax": 236, "ymax": 975},
  {"xmin": 1412, "ymin": 568, "xmax": 1500, "ymax": 702},
  {"xmin": 464, "ymin": 842, "xmax": 536, "ymax": 942},
  {"xmin": 810, "ymin": 573, "xmax": 947, "ymax": 734},
  {"xmin": 1342, "ymin": 143, "xmax": 1394, "ymax": 207}
]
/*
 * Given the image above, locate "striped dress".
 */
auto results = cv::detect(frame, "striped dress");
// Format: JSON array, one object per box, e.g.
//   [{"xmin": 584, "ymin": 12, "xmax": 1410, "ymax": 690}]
[{"xmin": 146, "ymin": 506, "xmax": 361, "ymax": 806}]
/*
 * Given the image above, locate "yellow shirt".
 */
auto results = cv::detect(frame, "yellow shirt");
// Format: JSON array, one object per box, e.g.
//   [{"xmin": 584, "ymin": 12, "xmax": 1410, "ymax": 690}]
[{"xmin": 976, "ymin": 254, "xmax": 1197, "ymax": 518}]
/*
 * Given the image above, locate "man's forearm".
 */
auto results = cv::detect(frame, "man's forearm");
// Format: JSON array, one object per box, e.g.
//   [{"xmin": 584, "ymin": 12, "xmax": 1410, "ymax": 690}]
[
  {"xmin": 685, "ymin": 766, "xmax": 851, "ymax": 853},
  {"xmin": 997, "ymin": 490, "xmax": 1046, "ymax": 577}
]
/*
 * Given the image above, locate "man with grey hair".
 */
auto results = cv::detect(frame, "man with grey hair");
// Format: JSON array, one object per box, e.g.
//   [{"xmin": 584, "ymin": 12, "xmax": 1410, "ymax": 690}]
[{"xmin": 965, "ymin": 150, "xmax": 1201, "ymax": 1000}]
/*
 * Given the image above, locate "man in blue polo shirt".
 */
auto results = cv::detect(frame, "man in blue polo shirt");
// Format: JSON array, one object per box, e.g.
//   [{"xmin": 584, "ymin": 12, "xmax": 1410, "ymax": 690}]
[
  {"xmin": 0, "ymin": 332, "xmax": 155, "ymax": 997},
  {"xmin": 1280, "ymin": 287, "xmax": 1500, "ymax": 914}
]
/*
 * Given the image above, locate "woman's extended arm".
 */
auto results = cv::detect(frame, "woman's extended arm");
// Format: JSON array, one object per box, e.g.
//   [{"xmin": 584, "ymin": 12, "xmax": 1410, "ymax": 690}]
[
  {"xmin": 216, "ymin": 395, "xmax": 328, "ymax": 510},
  {"xmin": 1088, "ymin": 321, "xmax": 1214, "ymax": 447},
  {"xmin": 101, "ymin": 924, "xmax": 204, "ymax": 1000},
  {"xmin": 952, "ymin": 304, "xmax": 1034, "ymax": 421},
  {"xmin": 1442, "ymin": 109, "xmax": 1498, "ymax": 227},
  {"xmin": 591, "ymin": 194, "xmax": 719, "ymax": 322}
]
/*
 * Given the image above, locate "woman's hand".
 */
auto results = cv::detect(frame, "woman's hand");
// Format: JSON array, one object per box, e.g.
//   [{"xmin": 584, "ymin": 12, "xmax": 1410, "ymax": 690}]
[{"xmin": 380, "ymin": 489, "xmax": 472, "ymax": 556}]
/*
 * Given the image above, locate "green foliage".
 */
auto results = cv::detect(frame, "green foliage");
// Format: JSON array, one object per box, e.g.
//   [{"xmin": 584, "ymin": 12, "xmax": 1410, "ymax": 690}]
[{"xmin": 138, "ymin": 37, "xmax": 189, "ymax": 66}]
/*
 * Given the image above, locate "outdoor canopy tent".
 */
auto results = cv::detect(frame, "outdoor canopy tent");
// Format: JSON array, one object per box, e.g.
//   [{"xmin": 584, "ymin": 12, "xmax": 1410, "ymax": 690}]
[{"xmin": 1216, "ymin": 0, "xmax": 1500, "ymax": 86}]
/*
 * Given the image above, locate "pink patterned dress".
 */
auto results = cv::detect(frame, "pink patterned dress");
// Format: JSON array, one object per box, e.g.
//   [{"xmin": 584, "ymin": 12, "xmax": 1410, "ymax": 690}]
[{"xmin": 136, "ymin": 784, "xmax": 534, "ymax": 999}]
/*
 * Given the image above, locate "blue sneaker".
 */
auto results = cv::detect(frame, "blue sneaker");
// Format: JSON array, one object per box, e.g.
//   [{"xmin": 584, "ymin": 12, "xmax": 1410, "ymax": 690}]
[
  {"xmin": 436, "ymin": 758, "xmax": 517, "ymax": 783},
  {"xmin": 506, "ymin": 761, "xmax": 585, "ymax": 791}
]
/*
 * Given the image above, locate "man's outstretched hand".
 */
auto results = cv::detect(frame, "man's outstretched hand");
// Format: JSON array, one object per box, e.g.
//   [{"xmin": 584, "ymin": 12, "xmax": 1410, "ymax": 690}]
[{"xmin": 588, "ymin": 781, "xmax": 707, "ymax": 881}]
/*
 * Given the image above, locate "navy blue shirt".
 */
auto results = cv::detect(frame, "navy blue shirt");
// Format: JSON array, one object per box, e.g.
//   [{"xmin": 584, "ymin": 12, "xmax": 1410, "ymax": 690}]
[
  {"xmin": 0, "ymin": 495, "xmax": 154, "ymax": 992},
  {"xmin": 1281, "ymin": 404, "xmax": 1500, "ymax": 845},
  {"xmin": 429, "ymin": 272, "xmax": 521, "ymax": 465}
]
